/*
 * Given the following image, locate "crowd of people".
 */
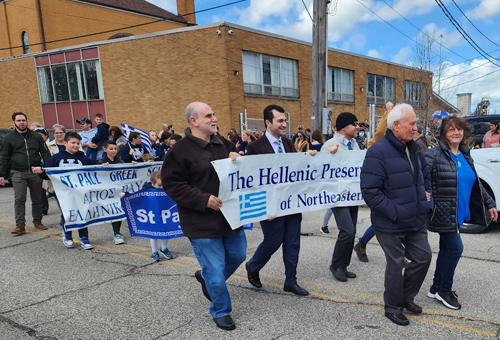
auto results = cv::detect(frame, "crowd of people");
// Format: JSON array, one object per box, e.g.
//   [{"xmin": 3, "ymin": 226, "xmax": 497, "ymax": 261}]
[{"xmin": 0, "ymin": 101, "xmax": 498, "ymax": 331}]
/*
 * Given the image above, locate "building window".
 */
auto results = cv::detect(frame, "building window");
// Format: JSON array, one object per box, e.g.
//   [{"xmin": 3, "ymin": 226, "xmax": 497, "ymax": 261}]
[
  {"xmin": 36, "ymin": 55, "xmax": 104, "ymax": 104},
  {"xmin": 242, "ymin": 51, "xmax": 299, "ymax": 98},
  {"xmin": 22, "ymin": 31, "xmax": 30, "ymax": 54},
  {"xmin": 327, "ymin": 67, "xmax": 354, "ymax": 103},
  {"xmin": 405, "ymin": 81, "xmax": 427, "ymax": 108},
  {"xmin": 366, "ymin": 74, "xmax": 394, "ymax": 105}
]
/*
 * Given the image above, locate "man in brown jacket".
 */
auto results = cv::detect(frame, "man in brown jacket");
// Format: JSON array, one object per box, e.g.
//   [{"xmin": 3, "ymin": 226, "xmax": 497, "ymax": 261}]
[{"xmin": 161, "ymin": 102, "xmax": 246, "ymax": 331}]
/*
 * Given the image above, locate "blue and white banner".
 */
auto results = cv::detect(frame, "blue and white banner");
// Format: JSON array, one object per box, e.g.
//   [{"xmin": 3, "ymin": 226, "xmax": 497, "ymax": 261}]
[
  {"xmin": 120, "ymin": 123, "xmax": 152, "ymax": 152},
  {"xmin": 46, "ymin": 162, "xmax": 163, "ymax": 231},
  {"xmin": 212, "ymin": 151, "xmax": 366, "ymax": 230},
  {"xmin": 121, "ymin": 189, "xmax": 183, "ymax": 239}
]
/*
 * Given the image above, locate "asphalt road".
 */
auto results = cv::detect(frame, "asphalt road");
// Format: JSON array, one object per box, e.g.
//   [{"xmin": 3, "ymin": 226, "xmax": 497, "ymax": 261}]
[{"xmin": 0, "ymin": 186, "xmax": 499, "ymax": 339}]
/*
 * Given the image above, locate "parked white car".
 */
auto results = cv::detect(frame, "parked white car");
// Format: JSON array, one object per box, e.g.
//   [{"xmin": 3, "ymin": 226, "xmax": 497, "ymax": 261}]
[{"xmin": 461, "ymin": 148, "xmax": 500, "ymax": 233}]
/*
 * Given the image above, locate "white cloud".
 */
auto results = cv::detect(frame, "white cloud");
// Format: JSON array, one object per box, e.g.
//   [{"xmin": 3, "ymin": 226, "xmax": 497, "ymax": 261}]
[
  {"xmin": 148, "ymin": 0, "xmax": 176, "ymax": 13},
  {"xmin": 391, "ymin": 47, "xmax": 411, "ymax": 64},
  {"xmin": 466, "ymin": 0, "xmax": 500, "ymax": 19},
  {"xmin": 437, "ymin": 59, "xmax": 500, "ymax": 109},
  {"xmin": 359, "ymin": 0, "xmax": 436, "ymax": 22},
  {"xmin": 367, "ymin": 49, "xmax": 382, "ymax": 59},
  {"xmin": 419, "ymin": 23, "xmax": 463, "ymax": 50}
]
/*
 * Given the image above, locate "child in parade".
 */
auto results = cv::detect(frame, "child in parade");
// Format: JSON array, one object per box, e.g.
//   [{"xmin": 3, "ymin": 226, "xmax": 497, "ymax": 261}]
[
  {"xmin": 119, "ymin": 170, "xmax": 173, "ymax": 261},
  {"xmin": 33, "ymin": 132, "xmax": 94, "ymax": 249},
  {"xmin": 99, "ymin": 140, "xmax": 133, "ymax": 245}
]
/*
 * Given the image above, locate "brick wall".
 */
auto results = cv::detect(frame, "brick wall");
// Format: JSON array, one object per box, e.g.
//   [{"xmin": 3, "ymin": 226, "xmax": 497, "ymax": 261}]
[
  {"xmin": 0, "ymin": 0, "xmax": 188, "ymax": 59},
  {"xmin": 0, "ymin": 23, "xmax": 433, "ymax": 134}
]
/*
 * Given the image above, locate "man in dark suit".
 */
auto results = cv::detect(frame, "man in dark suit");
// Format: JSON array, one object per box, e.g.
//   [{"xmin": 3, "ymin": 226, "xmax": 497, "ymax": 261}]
[{"xmin": 244, "ymin": 104, "xmax": 310, "ymax": 296}]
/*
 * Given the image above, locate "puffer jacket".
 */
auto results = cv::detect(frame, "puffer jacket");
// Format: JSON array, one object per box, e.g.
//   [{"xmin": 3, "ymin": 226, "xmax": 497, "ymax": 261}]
[
  {"xmin": 424, "ymin": 141, "xmax": 496, "ymax": 232},
  {"xmin": 360, "ymin": 129, "xmax": 432, "ymax": 233}
]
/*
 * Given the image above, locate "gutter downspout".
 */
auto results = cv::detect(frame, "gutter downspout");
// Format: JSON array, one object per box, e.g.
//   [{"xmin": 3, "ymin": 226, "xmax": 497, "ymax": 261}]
[
  {"xmin": 3, "ymin": 1, "xmax": 13, "ymax": 57},
  {"xmin": 37, "ymin": 0, "xmax": 47, "ymax": 51}
]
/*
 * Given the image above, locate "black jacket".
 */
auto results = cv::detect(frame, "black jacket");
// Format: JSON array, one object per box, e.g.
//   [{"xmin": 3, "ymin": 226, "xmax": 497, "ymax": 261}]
[
  {"xmin": 424, "ymin": 141, "xmax": 496, "ymax": 232},
  {"xmin": 0, "ymin": 129, "xmax": 51, "ymax": 177}
]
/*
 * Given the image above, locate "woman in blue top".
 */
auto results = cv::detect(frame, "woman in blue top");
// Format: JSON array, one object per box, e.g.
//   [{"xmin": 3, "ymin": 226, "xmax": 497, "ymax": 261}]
[{"xmin": 424, "ymin": 116, "xmax": 497, "ymax": 310}]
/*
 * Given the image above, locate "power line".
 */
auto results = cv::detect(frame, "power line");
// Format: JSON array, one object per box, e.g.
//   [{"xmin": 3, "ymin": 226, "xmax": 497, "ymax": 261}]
[
  {"xmin": 434, "ymin": 0, "xmax": 499, "ymax": 67},
  {"xmin": 0, "ymin": 0, "xmax": 246, "ymax": 52},
  {"xmin": 441, "ymin": 67, "xmax": 500, "ymax": 91},
  {"xmin": 379, "ymin": 0, "xmax": 467, "ymax": 62},
  {"xmin": 451, "ymin": 0, "xmax": 500, "ymax": 48}
]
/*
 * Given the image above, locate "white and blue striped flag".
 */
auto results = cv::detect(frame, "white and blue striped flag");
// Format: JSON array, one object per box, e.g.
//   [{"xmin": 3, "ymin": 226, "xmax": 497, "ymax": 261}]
[{"xmin": 120, "ymin": 123, "xmax": 152, "ymax": 152}]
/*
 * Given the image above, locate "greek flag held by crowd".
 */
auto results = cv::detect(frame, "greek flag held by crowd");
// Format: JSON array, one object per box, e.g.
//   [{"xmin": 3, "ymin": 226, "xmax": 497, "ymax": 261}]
[{"xmin": 120, "ymin": 123, "xmax": 152, "ymax": 152}]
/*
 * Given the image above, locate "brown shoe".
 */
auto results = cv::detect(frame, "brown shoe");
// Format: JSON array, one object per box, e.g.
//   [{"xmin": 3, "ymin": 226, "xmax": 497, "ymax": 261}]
[
  {"xmin": 12, "ymin": 226, "xmax": 26, "ymax": 234},
  {"xmin": 34, "ymin": 222, "xmax": 48, "ymax": 230}
]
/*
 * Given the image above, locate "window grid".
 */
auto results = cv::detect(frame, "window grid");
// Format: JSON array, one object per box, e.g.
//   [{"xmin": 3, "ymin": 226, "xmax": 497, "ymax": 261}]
[
  {"xmin": 366, "ymin": 74, "xmax": 394, "ymax": 105},
  {"xmin": 242, "ymin": 51, "xmax": 299, "ymax": 98},
  {"xmin": 327, "ymin": 67, "xmax": 354, "ymax": 103}
]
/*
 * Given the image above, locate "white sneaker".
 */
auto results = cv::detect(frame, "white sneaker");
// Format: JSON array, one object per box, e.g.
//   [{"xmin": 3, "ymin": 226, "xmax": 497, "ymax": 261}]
[
  {"xmin": 62, "ymin": 231, "xmax": 74, "ymax": 248},
  {"xmin": 113, "ymin": 233, "xmax": 125, "ymax": 245}
]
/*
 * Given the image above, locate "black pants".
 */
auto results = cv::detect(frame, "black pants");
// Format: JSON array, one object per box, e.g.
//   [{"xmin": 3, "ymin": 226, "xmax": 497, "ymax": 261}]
[
  {"xmin": 331, "ymin": 206, "xmax": 358, "ymax": 270},
  {"xmin": 375, "ymin": 227, "xmax": 432, "ymax": 314}
]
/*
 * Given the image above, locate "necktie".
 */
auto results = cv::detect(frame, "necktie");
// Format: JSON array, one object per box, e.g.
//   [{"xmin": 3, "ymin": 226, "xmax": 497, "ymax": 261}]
[
  {"xmin": 276, "ymin": 140, "xmax": 283, "ymax": 153},
  {"xmin": 347, "ymin": 141, "xmax": 353, "ymax": 150}
]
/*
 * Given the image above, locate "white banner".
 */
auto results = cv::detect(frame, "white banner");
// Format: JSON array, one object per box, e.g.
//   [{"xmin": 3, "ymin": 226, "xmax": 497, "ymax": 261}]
[
  {"xmin": 46, "ymin": 162, "xmax": 163, "ymax": 230},
  {"xmin": 212, "ymin": 151, "xmax": 366, "ymax": 230}
]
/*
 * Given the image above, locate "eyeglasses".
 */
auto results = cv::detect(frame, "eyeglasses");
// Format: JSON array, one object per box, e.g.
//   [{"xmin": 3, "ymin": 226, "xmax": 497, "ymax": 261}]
[
  {"xmin": 54, "ymin": 132, "xmax": 65, "ymax": 135},
  {"xmin": 351, "ymin": 122, "xmax": 359, "ymax": 126}
]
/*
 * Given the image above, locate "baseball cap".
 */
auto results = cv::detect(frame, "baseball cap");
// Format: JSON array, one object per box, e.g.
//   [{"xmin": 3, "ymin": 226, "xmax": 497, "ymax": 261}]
[
  {"xmin": 76, "ymin": 117, "xmax": 92, "ymax": 125},
  {"xmin": 35, "ymin": 127, "xmax": 48, "ymax": 136}
]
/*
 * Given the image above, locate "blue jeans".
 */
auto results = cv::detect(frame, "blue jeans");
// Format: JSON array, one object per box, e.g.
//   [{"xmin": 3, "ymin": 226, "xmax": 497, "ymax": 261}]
[
  {"xmin": 190, "ymin": 230, "xmax": 247, "ymax": 318},
  {"xmin": 359, "ymin": 225, "xmax": 375, "ymax": 246},
  {"xmin": 432, "ymin": 231, "xmax": 463, "ymax": 291}
]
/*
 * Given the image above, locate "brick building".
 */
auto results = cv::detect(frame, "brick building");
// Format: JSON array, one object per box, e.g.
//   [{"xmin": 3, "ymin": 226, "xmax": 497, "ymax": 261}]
[
  {"xmin": 0, "ymin": 0, "xmax": 194, "ymax": 59},
  {"xmin": 0, "ymin": 20, "xmax": 432, "ymax": 133}
]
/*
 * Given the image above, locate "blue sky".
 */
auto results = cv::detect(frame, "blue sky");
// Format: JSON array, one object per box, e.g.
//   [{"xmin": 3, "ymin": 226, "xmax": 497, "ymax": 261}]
[{"xmin": 150, "ymin": 0, "xmax": 500, "ymax": 114}]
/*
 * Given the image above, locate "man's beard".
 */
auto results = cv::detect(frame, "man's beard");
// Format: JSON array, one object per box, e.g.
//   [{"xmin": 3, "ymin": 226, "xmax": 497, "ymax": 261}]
[{"xmin": 15, "ymin": 122, "xmax": 28, "ymax": 132}]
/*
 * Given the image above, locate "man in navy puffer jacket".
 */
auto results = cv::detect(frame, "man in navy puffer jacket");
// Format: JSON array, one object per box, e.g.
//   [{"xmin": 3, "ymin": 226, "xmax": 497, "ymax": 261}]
[{"xmin": 360, "ymin": 103, "xmax": 433, "ymax": 326}]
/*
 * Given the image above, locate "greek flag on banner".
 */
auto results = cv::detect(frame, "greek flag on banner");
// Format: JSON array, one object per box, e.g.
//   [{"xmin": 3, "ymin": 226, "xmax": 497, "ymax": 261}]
[{"xmin": 120, "ymin": 123, "xmax": 152, "ymax": 152}]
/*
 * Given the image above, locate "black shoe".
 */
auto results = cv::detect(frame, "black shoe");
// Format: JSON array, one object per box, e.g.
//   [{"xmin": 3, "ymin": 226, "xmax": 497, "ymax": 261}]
[
  {"xmin": 436, "ymin": 290, "xmax": 461, "ymax": 310},
  {"xmin": 213, "ymin": 315, "xmax": 236, "ymax": 330},
  {"xmin": 329, "ymin": 264, "xmax": 347, "ymax": 282},
  {"xmin": 195, "ymin": 270, "xmax": 212, "ymax": 302},
  {"xmin": 284, "ymin": 284, "xmax": 309, "ymax": 296},
  {"xmin": 404, "ymin": 301, "xmax": 423, "ymax": 314},
  {"xmin": 385, "ymin": 312, "xmax": 409, "ymax": 326},
  {"xmin": 354, "ymin": 242, "xmax": 369, "ymax": 262},
  {"xmin": 245, "ymin": 262, "xmax": 262, "ymax": 288},
  {"xmin": 344, "ymin": 269, "xmax": 356, "ymax": 279},
  {"xmin": 320, "ymin": 226, "xmax": 330, "ymax": 234}
]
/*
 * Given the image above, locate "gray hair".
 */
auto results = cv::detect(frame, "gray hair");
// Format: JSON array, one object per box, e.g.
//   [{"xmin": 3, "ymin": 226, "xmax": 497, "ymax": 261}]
[
  {"xmin": 387, "ymin": 103, "xmax": 414, "ymax": 130},
  {"xmin": 51, "ymin": 124, "xmax": 66, "ymax": 133},
  {"xmin": 184, "ymin": 102, "xmax": 203, "ymax": 125}
]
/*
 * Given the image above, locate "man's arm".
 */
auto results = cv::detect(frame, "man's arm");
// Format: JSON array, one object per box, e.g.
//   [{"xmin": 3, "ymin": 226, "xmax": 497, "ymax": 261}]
[
  {"xmin": 161, "ymin": 152, "xmax": 212, "ymax": 211},
  {"xmin": 360, "ymin": 149, "xmax": 398, "ymax": 221},
  {"xmin": 0, "ymin": 135, "xmax": 12, "ymax": 185}
]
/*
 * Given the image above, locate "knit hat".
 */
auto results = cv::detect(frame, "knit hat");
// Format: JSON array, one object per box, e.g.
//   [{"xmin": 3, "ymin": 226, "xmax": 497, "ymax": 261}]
[{"xmin": 336, "ymin": 112, "xmax": 358, "ymax": 131}]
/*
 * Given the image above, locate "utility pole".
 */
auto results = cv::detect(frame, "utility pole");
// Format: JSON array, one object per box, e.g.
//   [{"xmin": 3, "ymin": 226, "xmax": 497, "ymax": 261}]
[
  {"xmin": 438, "ymin": 34, "xmax": 443, "ymax": 95},
  {"xmin": 310, "ymin": 0, "xmax": 328, "ymax": 132}
]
